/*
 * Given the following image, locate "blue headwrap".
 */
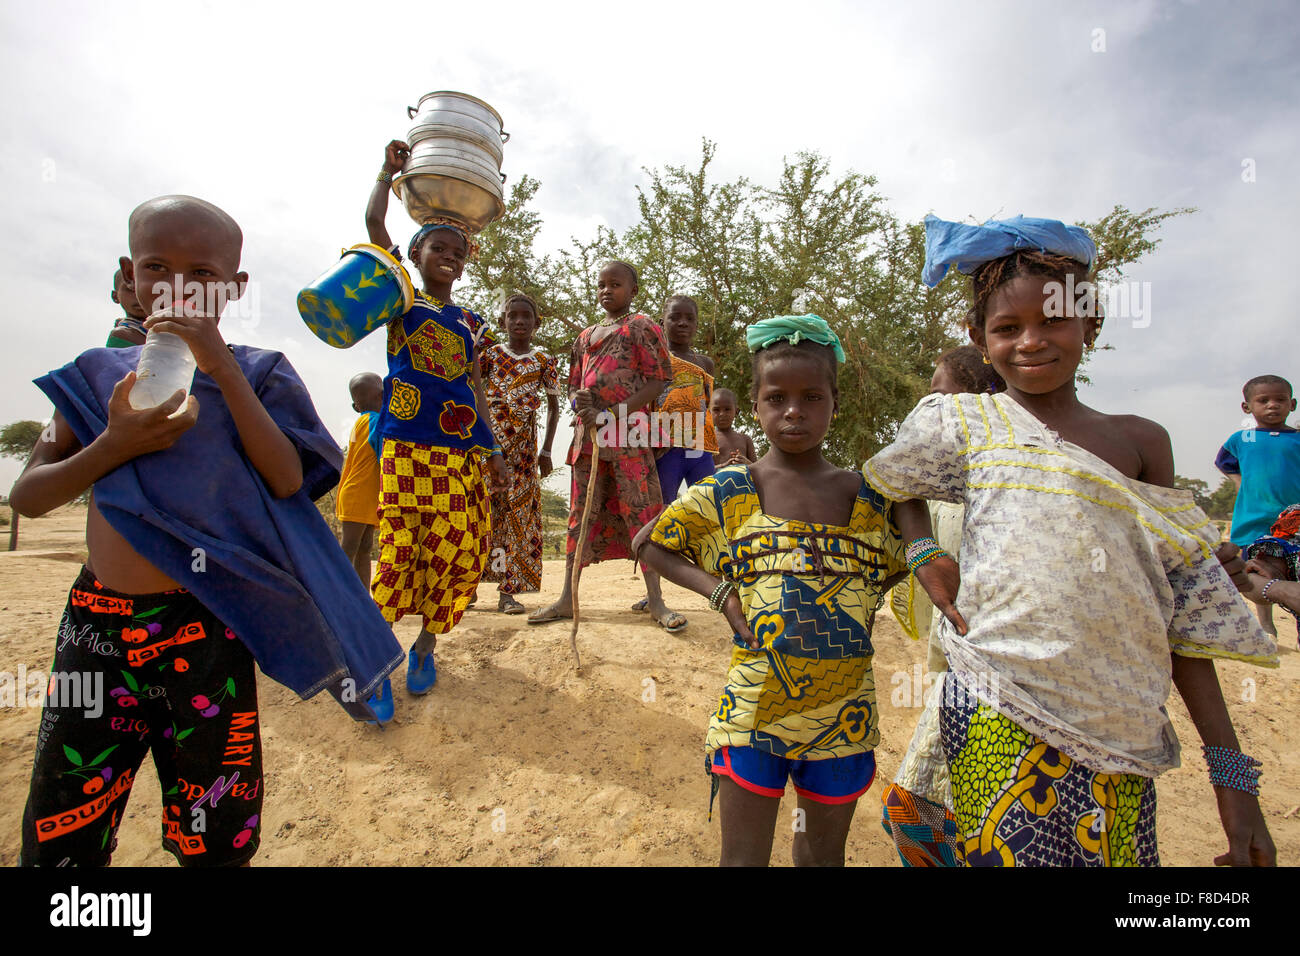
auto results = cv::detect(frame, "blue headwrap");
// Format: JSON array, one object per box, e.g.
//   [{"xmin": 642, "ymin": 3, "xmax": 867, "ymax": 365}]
[
  {"xmin": 921, "ymin": 214, "xmax": 1096, "ymax": 288},
  {"xmin": 746, "ymin": 314, "xmax": 846, "ymax": 363},
  {"xmin": 408, "ymin": 220, "xmax": 478, "ymax": 260}
]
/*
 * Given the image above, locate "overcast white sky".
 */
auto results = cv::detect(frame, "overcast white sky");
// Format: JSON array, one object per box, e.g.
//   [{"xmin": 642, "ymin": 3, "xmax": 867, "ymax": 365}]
[{"xmin": 2, "ymin": 0, "xmax": 1296, "ymax": 493}]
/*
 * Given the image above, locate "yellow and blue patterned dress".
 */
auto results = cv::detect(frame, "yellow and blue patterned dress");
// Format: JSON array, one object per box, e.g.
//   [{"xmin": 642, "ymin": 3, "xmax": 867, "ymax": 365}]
[{"xmin": 650, "ymin": 466, "xmax": 906, "ymax": 761}]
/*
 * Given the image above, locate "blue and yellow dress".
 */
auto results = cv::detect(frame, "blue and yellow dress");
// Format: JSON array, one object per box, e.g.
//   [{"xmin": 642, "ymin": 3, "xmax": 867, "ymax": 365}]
[
  {"xmin": 371, "ymin": 292, "xmax": 498, "ymax": 634},
  {"xmin": 650, "ymin": 466, "xmax": 906, "ymax": 763}
]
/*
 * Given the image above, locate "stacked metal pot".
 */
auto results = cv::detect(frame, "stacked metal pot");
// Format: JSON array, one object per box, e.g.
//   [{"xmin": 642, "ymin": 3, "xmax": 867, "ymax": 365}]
[{"xmin": 392, "ymin": 91, "xmax": 509, "ymax": 232}]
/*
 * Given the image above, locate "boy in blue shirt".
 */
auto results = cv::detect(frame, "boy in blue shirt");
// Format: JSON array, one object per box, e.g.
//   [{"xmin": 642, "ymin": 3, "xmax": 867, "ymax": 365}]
[{"xmin": 1215, "ymin": 374, "xmax": 1300, "ymax": 636}]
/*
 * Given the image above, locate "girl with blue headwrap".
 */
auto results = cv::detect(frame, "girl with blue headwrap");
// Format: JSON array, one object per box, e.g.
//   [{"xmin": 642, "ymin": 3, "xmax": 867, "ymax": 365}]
[
  {"xmin": 865, "ymin": 216, "xmax": 1277, "ymax": 867},
  {"xmin": 356, "ymin": 140, "xmax": 510, "ymax": 719}
]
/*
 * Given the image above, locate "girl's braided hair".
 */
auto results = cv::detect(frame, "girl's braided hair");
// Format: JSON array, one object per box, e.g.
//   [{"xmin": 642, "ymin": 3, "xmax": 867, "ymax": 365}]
[{"xmin": 970, "ymin": 250, "xmax": 1101, "ymax": 345}]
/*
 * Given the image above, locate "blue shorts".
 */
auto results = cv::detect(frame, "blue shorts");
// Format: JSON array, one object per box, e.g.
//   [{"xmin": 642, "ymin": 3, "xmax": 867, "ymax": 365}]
[
  {"xmin": 710, "ymin": 746, "xmax": 876, "ymax": 804},
  {"xmin": 656, "ymin": 447, "xmax": 715, "ymax": 501}
]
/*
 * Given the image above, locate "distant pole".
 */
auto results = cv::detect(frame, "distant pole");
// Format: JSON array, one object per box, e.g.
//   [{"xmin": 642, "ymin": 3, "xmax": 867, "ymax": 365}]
[{"xmin": 7, "ymin": 508, "xmax": 16, "ymax": 551}]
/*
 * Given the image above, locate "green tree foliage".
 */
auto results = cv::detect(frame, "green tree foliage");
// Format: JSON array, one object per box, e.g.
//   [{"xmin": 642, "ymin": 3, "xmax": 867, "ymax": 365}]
[
  {"xmin": 1204, "ymin": 477, "xmax": 1238, "ymax": 521},
  {"xmin": 1175, "ymin": 475, "xmax": 1238, "ymax": 521},
  {"xmin": 0, "ymin": 421, "xmax": 43, "ymax": 460},
  {"xmin": 1173, "ymin": 475, "xmax": 1212, "ymax": 511},
  {"xmin": 448, "ymin": 142, "xmax": 1191, "ymax": 467}
]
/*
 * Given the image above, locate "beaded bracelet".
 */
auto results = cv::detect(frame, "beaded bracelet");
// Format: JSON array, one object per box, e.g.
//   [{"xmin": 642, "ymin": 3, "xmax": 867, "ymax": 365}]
[
  {"xmin": 905, "ymin": 536, "xmax": 949, "ymax": 573},
  {"xmin": 538, "ymin": 449, "xmax": 552, "ymax": 458},
  {"xmin": 1203, "ymin": 745, "xmax": 1262, "ymax": 796},
  {"xmin": 909, "ymin": 549, "xmax": 947, "ymax": 573},
  {"xmin": 377, "ymin": 170, "xmax": 393, "ymax": 184},
  {"xmin": 489, "ymin": 445, "xmax": 503, "ymax": 457},
  {"xmin": 709, "ymin": 580, "xmax": 735, "ymax": 612},
  {"xmin": 1260, "ymin": 579, "xmax": 1280, "ymax": 604},
  {"xmin": 905, "ymin": 536, "xmax": 940, "ymax": 564}
]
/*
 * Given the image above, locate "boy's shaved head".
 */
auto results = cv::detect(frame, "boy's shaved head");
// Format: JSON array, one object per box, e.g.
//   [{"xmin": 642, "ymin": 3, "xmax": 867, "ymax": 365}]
[
  {"xmin": 128, "ymin": 195, "xmax": 243, "ymax": 268},
  {"xmin": 712, "ymin": 387, "xmax": 737, "ymax": 406},
  {"xmin": 349, "ymin": 371, "xmax": 384, "ymax": 413},
  {"xmin": 349, "ymin": 371, "xmax": 382, "ymax": 399}
]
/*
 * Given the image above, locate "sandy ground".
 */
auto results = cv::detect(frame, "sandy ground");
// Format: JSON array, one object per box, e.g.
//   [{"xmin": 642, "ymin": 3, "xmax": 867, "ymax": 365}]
[{"xmin": 0, "ymin": 504, "xmax": 1297, "ymax": 867}]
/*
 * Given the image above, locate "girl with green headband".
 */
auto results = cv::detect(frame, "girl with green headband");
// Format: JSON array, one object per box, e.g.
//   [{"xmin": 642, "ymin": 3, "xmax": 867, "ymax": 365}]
[{"xmin": 640, "ymin": 314, "xmax": 909, "ymax": 866}]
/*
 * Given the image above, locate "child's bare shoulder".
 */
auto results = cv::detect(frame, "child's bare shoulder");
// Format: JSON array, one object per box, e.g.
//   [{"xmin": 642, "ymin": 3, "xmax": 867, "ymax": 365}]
[
  {"xmin": 830, "ymin": 466, "xmax": 865, "ymax": 500},
  {"xmin": 1098, "ymin": 410, "xmax": 1174, "ymax": 485}
]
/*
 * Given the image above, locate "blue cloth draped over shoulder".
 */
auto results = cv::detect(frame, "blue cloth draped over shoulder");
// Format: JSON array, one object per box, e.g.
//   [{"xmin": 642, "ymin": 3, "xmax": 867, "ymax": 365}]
[
  {"xmin": 922, "ymin": 214, "xmax": 1097, "ymax": 288},
  {"xmin": 35, "ymin": 345, "xmax": 404, "ymax": 720}
]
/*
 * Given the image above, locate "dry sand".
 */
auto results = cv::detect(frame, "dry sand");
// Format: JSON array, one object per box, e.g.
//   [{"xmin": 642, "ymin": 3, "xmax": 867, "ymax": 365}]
[{"xmin": 1, "ymin": 504, "xmax": 1296, "ymax": 866}]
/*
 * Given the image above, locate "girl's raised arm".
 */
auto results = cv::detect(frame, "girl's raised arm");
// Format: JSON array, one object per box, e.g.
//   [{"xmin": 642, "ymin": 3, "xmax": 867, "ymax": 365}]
[{"xmin": 365, "ymin": 140, "xmax": 409, "ymax": 251}]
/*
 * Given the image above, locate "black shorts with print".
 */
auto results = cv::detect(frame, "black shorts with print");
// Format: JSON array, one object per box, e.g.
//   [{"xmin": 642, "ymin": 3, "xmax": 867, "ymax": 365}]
[{"xmin": 20, "ymin": 567, "xmax": 263, "ymax": 867}]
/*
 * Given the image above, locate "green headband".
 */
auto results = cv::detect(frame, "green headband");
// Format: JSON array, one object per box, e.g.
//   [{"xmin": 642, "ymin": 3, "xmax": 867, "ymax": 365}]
[{"xmin": 746, "ymin": 314, "xmax": 846, "ymax": 363}]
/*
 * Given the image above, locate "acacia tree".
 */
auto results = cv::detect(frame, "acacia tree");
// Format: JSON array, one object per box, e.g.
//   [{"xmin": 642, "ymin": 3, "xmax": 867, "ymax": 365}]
[{"xmin": 445, "ymin": 141, "xmax": 1192, "ymax": 468}]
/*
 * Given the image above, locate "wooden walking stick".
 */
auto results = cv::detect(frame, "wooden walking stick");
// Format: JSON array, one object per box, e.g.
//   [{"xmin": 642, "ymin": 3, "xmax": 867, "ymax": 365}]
[{"xmin": 568, "ymin": 425, "xmax": 601, "ymax": 671}]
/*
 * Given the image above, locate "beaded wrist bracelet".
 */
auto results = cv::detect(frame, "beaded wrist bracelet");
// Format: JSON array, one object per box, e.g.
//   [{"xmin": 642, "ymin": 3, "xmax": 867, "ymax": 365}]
[
  {"xmin": 538, "ymin": 449, "xmax": 552, "ymax": 458},
  {"xmin": 377, "ymin": 170, "xmax": 393, "ymax": 184},
  {"xmin": 709, "ymin": 580, "xmax": 735, "ymax": 612},
  {"xmin": 905, "ymin": 536, "xmax": 939, "ymax": 563},
  {"xmin": 1260, "ymin": 579, "xmax": 1280, "ymax": 604},
  {"xmin": 905, "ymin": 536, "xmax": 948, "ymax": 573},
  {"xmin": 1203, "ymin": 745, "xmax": 1262, "ymax": 796}
]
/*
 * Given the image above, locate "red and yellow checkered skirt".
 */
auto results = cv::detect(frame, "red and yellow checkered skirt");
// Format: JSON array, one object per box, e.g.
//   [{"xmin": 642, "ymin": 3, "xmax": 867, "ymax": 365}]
[{"xmin": 371, "ymin": 439, "xmax": 492, "ymax": 634}]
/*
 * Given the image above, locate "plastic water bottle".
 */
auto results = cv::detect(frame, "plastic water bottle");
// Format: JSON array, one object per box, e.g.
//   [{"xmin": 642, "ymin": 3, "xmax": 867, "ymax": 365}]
[{"xmin": 129, "ymin": 329, "xmax": 197, "ymax": 410}]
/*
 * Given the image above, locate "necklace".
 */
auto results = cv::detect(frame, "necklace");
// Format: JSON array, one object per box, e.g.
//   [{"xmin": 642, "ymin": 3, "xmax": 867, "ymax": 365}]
[
  {"xmin": 598, "ymin": 309, "xmax": 633, "ymax": 327},
  {"xmin": 418, "ymin": 290, "xmax": 448, "ymax": 310}
]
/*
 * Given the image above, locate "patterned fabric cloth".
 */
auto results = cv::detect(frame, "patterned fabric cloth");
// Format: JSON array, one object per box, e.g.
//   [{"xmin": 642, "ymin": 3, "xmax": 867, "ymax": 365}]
[
  {"xmin": 21, "ymin": 568, "xmax": 263, "ymax": 867},
  {"xmin": 1245, "ymin": 503, "xmax": 1300, "ymax": 582},
  {"xmin": 940, "ymin": 676, "xmax": 1158, "ymax": 867},
  {"xmin": 377, "ymin": 293, "xmax": 496, "ymax": 454},
  {"xmin": 335, "ymin": 412, "xmax": 381, "ymax": 526},
  {"xmin": 865, "ymin": 392, "xmax": 1278, "ymax": 777},
  {"xmin": 566, "ymin": 314, "xmax": 673, "ymax": 462},
  {"xmin": 480, "ymin": 344, "xmax": 559, "ymax": 593},
  {"xmin": 879, "ymin": 783, "xmax": 960, "ymax": 867},
  {"xmin": 567, "ymin": 449, "xmax": 664, "ymax": 568},
  {"xmin": 566, "ymin": 314, "xmax": 673, "ymax": 565},
  {"xmin": 654, "ymin": 354, "xmax": 718, "ymax": 454},
  {"xmin": 650, "ymin": 466, "xmax": 906, "ymax": 760},
  {"xmin": 371, "ymin": 439, "xmax": 491, "ymax": 633}
]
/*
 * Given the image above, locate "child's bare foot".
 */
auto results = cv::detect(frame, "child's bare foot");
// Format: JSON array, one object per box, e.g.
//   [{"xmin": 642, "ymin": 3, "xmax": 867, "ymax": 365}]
[
  {"xmin": 647, "ymin": 596, "xmax": 687, "ymax": 633},
  {"xmin": 527, "ymin": 600, "xmax": 572, "ymax": 625}
]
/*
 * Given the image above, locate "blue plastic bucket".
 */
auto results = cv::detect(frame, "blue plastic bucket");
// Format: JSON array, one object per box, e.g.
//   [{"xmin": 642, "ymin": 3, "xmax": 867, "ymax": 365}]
[{"xmin": 298, "ymin": 243, "xmax": 414, "ymax": 348}]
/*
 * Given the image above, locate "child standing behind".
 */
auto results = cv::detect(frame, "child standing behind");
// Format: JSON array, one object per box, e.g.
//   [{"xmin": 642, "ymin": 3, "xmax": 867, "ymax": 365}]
[
  {"xmin": 479, "ymin": 293, "xmax": 560, "ymax": 614},
  {"xmin": 711, "ymin": 388, "xmax": 757, "ymax": 466},
  {"xmin": 1215, "ymin": 375, "xmax": 1300, "ymax": 637},
  {"xmin": 105, "ymin": 267, "xmax": 147, "ymax": 348},
  {"xmin": 336, "ymin": 372, "xmax": 384, "ymax": 586},
  {"xmin": 528, "ymin": 260, "xmax": 672, "ymax": 626},
  {"xmin": 635, "ymin": 294, "xmax": 718, "ymax": 629},
  {"xmin": 868, "ymin": 215, "xmax": 1277, "ymax": 866},
  {"xmin": 881, "ymin": 345, "xmax": 1003, "ymax": 868},
  {"xmin": 641, "ymin": 315, "xmax": 907, "ymax": 866}
]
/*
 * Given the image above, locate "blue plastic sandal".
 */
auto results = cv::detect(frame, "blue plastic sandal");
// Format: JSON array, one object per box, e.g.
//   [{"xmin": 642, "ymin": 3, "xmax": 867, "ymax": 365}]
[
  {"xmin": 407, "ymin": 649, "xmax": 437, "ymax": 695},
  {"xmin": 365, "ymin": 678, "xmax": 394, "ymax": 726}
]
